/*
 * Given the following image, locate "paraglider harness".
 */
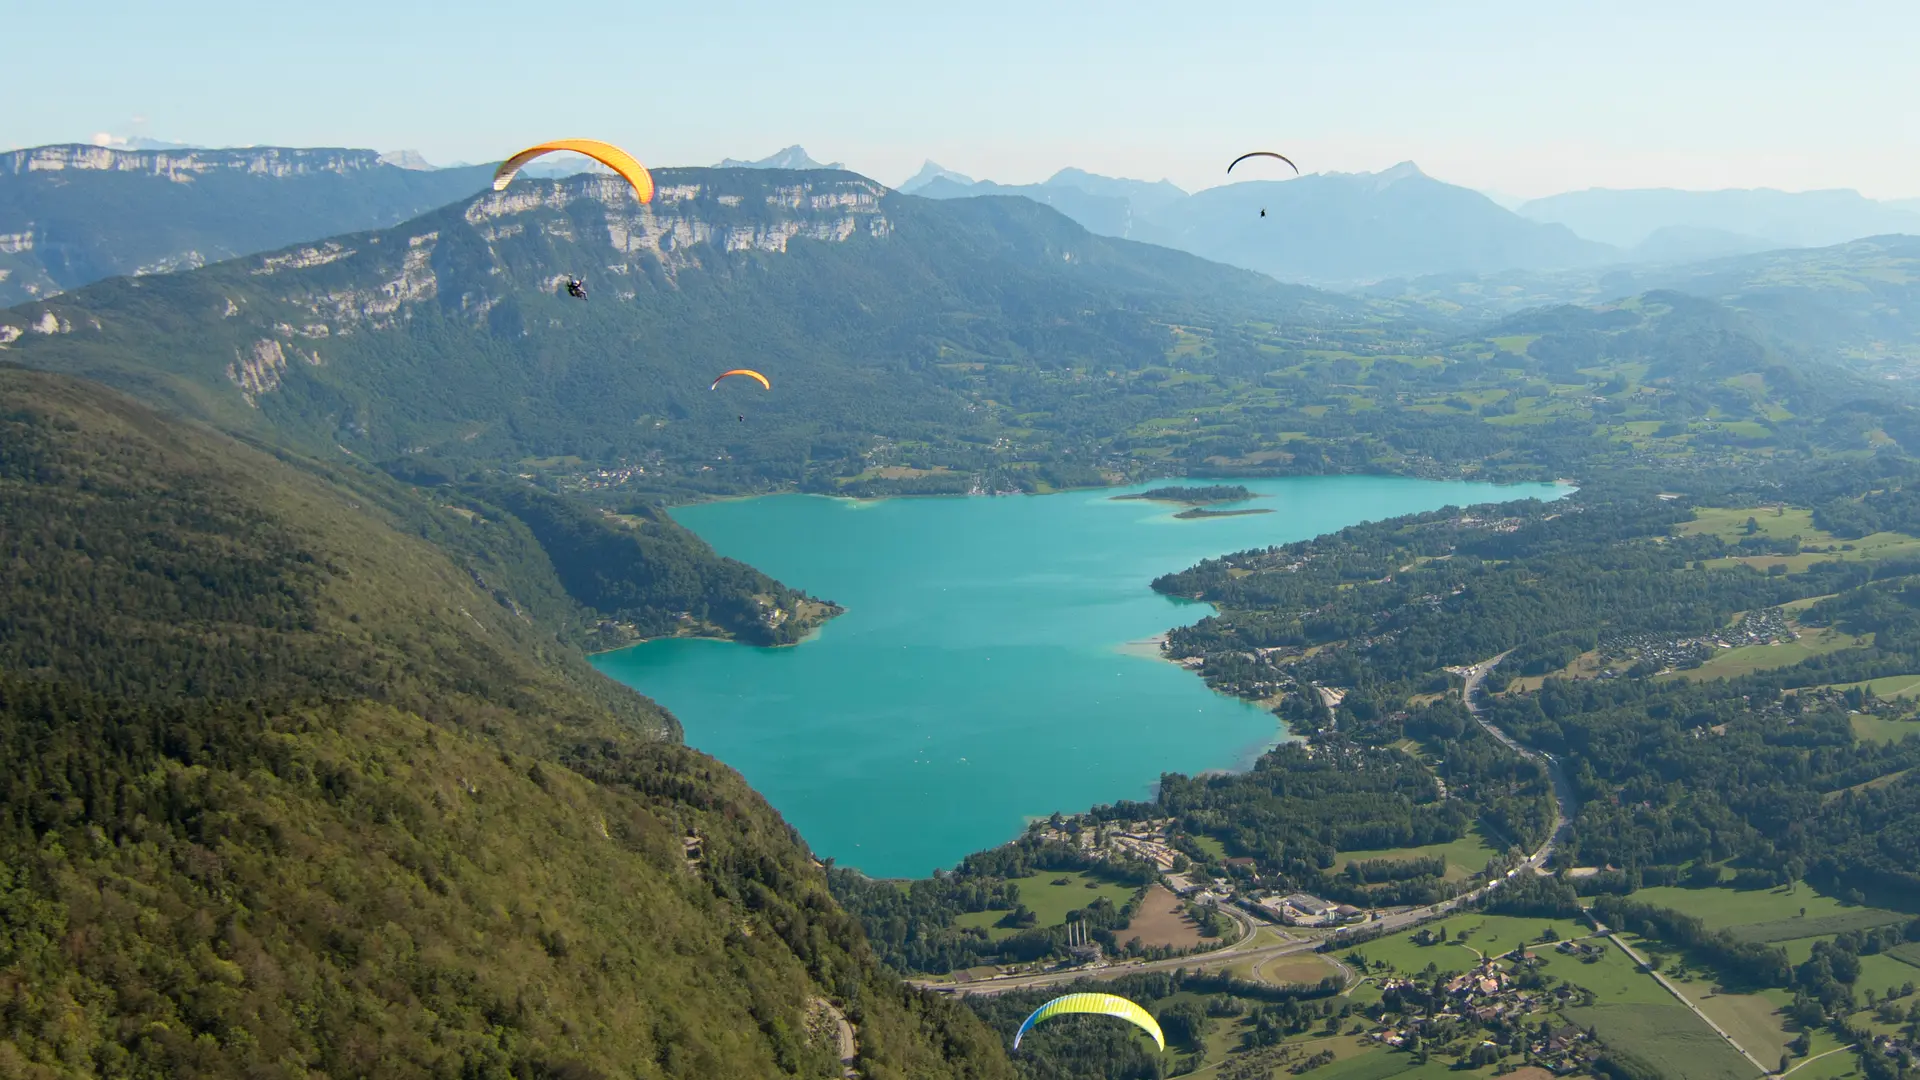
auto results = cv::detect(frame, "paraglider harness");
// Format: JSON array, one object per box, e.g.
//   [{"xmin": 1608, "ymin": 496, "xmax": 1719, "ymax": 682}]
[{"xmin": 565, "ymin": 277, "xmax": 587, "ymax": 299}]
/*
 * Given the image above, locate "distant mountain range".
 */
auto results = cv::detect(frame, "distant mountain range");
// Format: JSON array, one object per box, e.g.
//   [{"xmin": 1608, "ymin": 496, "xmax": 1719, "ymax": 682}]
[
  {"xmin": 0, "ymin": 144, "xmax": 494, "ymax": 305},
  {"xmin": 715, "ymin": 145, "xmax": 844, "ymax": 170},
  {"xmin": 1517, "ymin": 186, "xmax": 1920, "ymax": 252},
  {"xmin": 914, "ymin": 160, "xmax": 1613, "ymax": 286},
  {"xmin": 910, "ymin": 161, "xmax": 1920, "ymax": 289}
]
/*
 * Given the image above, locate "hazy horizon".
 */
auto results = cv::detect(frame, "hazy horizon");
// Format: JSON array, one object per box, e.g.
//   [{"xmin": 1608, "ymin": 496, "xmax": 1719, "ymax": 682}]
[{"xmin": 7, "ymin": 0, "xmax": 1918, "ymax": 201}]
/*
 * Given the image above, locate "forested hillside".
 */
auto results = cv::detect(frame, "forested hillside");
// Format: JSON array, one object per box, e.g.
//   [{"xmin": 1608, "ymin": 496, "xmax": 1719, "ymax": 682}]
[{"xmin": 0, "ymin": 367, "xmax": 1012, "ymax": 1079}]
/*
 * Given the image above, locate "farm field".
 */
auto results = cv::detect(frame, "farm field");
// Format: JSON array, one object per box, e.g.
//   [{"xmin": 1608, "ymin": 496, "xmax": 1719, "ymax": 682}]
[
  {"xmin": 1851, "ymin": 713, "xmax": 1920, "ymax": 744},
  {"xmin": 1331, "ymin": 833, "xmax": 1502, "ymax": 883},
  {"xmin": 952, "ymin": 871, "xmax": 1139, "ymax": 940},
  {"xmin": 1663, "ymin": 971, "xmax": 1799, "ymax": 1064},
  {"xmin": 1540, "ymin": 940, "xmax": 1678, "ymax": 1006},
  {"xmin": 1561, "ymin": 1002, "xmax": 1758, "ymax": 1080},
  {"xmin": 1338, "ymin": 914, "xmax": 1590, "ymax": 977},
  {"xmin": 1114, "ymin": 885, "xmax": 1204, "ymax": 949},
  {"xmin": 1627, "ymin": 884, "xmax": 1867, "ymax": 931},
  {"xmin": 1679, "ymin": 506, "xmax": 1822, "ymax": 541},
  {"xmin": 1727, "ymin": 910, "xmax": 1908, "ymax": 944},
  {"xmin": 1678, "ymin": 626, "xmax": 1871, "ymax": 681},
  {"xmin": 1835, "ymin": 673, "xmax": 1920, "ymax": 699}
]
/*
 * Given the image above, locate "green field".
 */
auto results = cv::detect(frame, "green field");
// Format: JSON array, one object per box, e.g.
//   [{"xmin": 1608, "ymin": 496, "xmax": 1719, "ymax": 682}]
[
  {"xmin": 1663, "ymin": 971, "xmax": 1799, "ymax": 1065},
  {"xmin": 1677, "ymin": 627, "xmax": 1872, "ymax": 681},
  {"xmin": 1627, "ymin": 884, "xmax": 1865, "ymax": 931},
  {"xmin": 1887, "ymin": 942, "xmax": 1920, "ymax": 969},
  {"xmin": 1541, "ymin": 939, "xmax": 1679, "ymax": 1006},
  {"xmin": 1679, "ymin": 506, "xmax": 1820, "ymax": 542},
  {"xmin": 1835, "ymin": 673, "xmax": 1920, "ymax": 699},
  {"xmin": 1190, "ymin": 835, "xmax": 1228, "ymax": 860},
  {"xmin": 1727, "ymin": 910, "xmax": 1908, "ymax": 944},
  {"xmin": 1330, "ymin": 833, "xmax": 1502, "ymax": 883},
  {"xmin": 1340, "ymin": 914, "xmax": 1593, "ymax": 978},
  {"xmin": 1562, "ymin": 1002, "xmax": 1758, "ymax": 1080},
  {"xmin": 951, "ymin": 871, "xmax": 1139, "ymax": 940},
  {"xmin": 1851, "ymin": 714, "xmax": 1920, "ymax": 744},
  {"xmin": 1855, "ymin": 953, "xmax": 1920, "ymax": 1000}
]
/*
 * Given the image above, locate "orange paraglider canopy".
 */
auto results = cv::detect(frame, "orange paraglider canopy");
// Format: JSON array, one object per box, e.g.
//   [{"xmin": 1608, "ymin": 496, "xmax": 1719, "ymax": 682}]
[
  {"xmin": 492, "ymin": 140, "xmax": 654, "ymax": 203},
  {"xmin": 711, "ymin": 369, "xmax": 771, "ymax": 391}
]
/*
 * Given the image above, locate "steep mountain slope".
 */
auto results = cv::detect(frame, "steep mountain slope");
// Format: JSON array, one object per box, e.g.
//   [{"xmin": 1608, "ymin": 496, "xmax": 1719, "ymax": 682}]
[
  {"xmin": 1518, "ymin": 185, "xmax": 1920, "ymax": 249},
  {"xmin": 0, "ymin": 167, "xmax": 1355, "ymax": 495},
  {"xmin": 1136, "ymin": 164, "xmax": 1617, "ymax": 286},
  {"xmin": 0, "ymin": 366, "xmax": 1013, "ymax": 1079},
  {"xmin": 0, "ymin": 144, "xmax": 495, "ymax": 305}
]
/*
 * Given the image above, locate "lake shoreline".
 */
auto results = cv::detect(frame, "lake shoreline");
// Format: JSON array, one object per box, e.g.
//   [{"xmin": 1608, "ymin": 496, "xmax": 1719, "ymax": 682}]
[{"xmin": 596, "ymin": 475, "xmax": 1575, "ymax": 877}]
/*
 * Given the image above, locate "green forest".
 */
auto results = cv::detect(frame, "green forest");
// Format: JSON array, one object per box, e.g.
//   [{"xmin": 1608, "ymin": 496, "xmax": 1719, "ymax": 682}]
[{"xmin": 0, "ymin": 368, "xmax": 1013, "ymax": 1079}]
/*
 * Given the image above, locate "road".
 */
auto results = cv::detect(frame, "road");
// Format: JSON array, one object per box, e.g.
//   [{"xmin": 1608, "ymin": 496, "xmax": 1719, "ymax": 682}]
[
  {"xmin": 1459, "ymin": 652, "xmax": 1575, "ymax": 872},
  {"xmin": 918, "ymin": 653, "xmax": 1578, "ymax": 999},
  {"xmin": 1593, "ymin": 917, "xmax": 1772, "ymax": 1075}
]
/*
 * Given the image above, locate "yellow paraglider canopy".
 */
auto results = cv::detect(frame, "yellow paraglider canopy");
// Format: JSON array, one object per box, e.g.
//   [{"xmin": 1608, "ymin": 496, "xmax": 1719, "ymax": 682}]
[
  {"xmin": 1013, "ymin": 993, "xmax": 1164, "ymax": 1051},
  {"xmin": 492, "ymin": 140, "xmax": 655, "ymax": 204},
  {"xmin": 711, "ymin": 369, "xmax": 771, "ymax": 391}
]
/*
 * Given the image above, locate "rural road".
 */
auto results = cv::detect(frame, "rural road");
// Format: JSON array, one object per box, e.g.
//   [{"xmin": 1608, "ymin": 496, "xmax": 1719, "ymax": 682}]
[
  {"xmin": 1459, "ymin": 651, "xmax": 1576, "ymax": 873},
  {"xmin": 918, "ymin": 653, "xmax": 1580, "ymax": 999}
]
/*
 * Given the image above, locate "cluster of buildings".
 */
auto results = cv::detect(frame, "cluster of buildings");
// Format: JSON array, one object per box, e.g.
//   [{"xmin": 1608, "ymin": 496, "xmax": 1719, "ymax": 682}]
[
  {"xmin": 1035, "ymin": 816, "xmax": 1392, "ymax": 930},
  {"xmin": 1372, "ymin": 954, "xmax": 1595, "ymax": 1074},
  {"xmin": 1595, "ymin": 606, "xmax": 1798, "ymax": 675},
  {"xmin": 1250, "ymin": 891, "xmax": 1367, "ymax": 928},
  {"xmin": 557, "ymin": 463, "xmax": 648, "ymax": 491}
]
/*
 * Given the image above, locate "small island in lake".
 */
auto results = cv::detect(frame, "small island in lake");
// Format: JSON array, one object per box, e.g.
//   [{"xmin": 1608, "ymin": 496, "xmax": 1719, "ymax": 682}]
[
  {"xmin": 1112, "ymin": 484, "xmax": 1258, "ymax": 505},
  {"xmin": 1173, "ymin": 506, "xmax": 1273, "ymax": 519}
]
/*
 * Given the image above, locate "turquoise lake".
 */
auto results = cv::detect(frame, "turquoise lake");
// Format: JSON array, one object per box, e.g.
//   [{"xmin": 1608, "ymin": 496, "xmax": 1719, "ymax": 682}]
[{"xmin": 592, "ymin": 475, "xmax": 1565, "ymax": 878}]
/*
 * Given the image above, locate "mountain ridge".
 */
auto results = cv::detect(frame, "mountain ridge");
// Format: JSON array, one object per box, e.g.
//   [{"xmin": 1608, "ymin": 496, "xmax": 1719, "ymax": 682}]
[
  {"xmin": 1, "ymin": 165, "xmax": 1354, "ymax": 495},
  {"xmin": 1518, "ymin": 184, "xmax": 1920, "ymax": 249},
  {"xmin": 0, "ymin": 142, "xmax": 497, "ymax": 305}
]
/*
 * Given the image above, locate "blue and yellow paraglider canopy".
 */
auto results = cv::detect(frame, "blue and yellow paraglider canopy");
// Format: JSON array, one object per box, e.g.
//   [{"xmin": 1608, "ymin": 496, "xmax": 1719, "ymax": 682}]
[{"xmin": 1013, "ymin": 993, "xmax": 1165, "ymax": 1051}]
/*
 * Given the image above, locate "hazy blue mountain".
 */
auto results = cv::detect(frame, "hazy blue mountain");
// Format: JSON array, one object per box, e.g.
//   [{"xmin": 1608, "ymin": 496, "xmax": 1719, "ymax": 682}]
[
  {"xmin": 1362, "ymin": 234, "xmax": 1920, "ymax": 379},
  {"xmin": 1518, "ymin": 186, "xmax": 1920, "ymax": 249},
  {"xmin": 1626, "ymin": 224, "xmax": 1778, "ymax": 263},
  {"xmin": 897, "ymin": 160, "xmax": 974, "ymax": 192},
  {"xmin": 912, "ymin": 174, "xmax": 1137, "ymax": 236},
  {"xmin": 908, "ymin": 167, "xmax": 1184, "ymax": 238},
  {"xmin": 1135, "ymin": 162, "xmax": 1617, "ymax": 286},
  {"xmin": 0, "ymin": 144, "xmax": 495, "ymax": 305},
  {"xmin": 715, "ymin": 145, "xmax": 844, "ymax": 170},
  {"xmin": 1042, "ymin": 168, "xmax": 1188, "ymax": 217}
]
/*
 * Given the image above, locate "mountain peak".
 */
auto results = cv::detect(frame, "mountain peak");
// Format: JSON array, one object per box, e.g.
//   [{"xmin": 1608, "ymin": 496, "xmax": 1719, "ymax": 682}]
[
  {"xmin": 1374, "ymin": 161, "xmax": 1428, "ymax": 184},
  {"xmin": 898, "ymin": 160, "xmax": 973, "ymax": 193},
  {"xmin": 378, "ymin": 149, "xmax": 438, "ymax": 171},
  {"xmin": 715, "ymin": 145, "xmax": 844, "ymax": 171}
]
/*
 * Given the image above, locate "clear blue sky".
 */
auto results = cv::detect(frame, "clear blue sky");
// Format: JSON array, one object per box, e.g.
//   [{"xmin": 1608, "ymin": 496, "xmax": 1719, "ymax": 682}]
[{"xmin": 7, "ymin": 0, "xmax": 1917, "ymax": 198}]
